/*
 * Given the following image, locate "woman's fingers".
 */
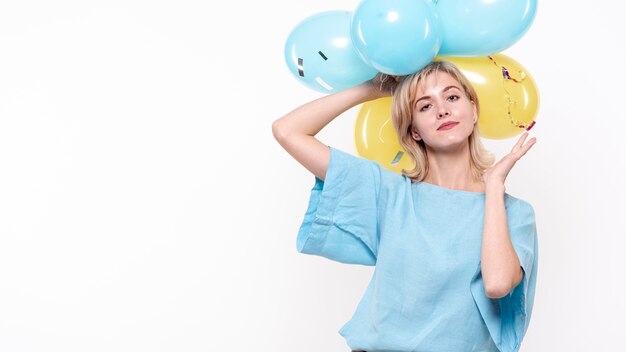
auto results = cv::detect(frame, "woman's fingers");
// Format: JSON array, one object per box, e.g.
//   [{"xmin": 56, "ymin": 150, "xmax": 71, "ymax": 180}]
[
  {"xmin": 519, "ymin": 137, "xmax": 537, "ymax": 156},
  {"xmin": 511, "ymin": 132, "xmax": 529, "ymax": 153},
  {"xmin": 512, "ymin": 134, "xmax": 537, "ymax": 160}
]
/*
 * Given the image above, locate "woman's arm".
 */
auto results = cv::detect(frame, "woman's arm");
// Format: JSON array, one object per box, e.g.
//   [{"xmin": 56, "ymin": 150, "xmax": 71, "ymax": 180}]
[
  {"xmin": 272, "ymin": 76, "xmax": 395, "ymax": 181},
  {"xmin": 480, "ymin": 133, "xmax": 537, "ymax": 299},
  {"xmin": 481, "ymin": 183, "xmax": 523, "ymax": 299}
]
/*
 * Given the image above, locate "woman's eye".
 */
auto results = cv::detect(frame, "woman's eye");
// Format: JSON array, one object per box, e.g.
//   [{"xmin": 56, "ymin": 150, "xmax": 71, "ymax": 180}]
[
  {"xmin": 448, "ymin": 95, "xmax": 459, "ymax": 102},
  {"xmin": 419, "ymin": 103, "xmax": 431, "ymax": 112}
]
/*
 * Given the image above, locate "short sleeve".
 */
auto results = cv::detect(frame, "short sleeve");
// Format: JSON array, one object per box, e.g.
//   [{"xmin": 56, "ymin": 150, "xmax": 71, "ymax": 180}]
[
  {"xmin": 470, "ymin": 199, "xmax": 539, "ymax": 352},
  {"xmin": 296, "ymin": 146, "xmax": 390, "ymax": 266}
]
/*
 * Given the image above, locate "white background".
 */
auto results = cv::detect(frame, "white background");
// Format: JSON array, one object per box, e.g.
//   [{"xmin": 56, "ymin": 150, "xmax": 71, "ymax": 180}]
[{"xmin": 0, "ymin": 1, "xmax": 624, "ymax": 351}]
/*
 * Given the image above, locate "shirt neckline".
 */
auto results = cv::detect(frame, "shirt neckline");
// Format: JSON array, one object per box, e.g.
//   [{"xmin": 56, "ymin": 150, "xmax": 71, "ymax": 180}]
[{"xmin": 416, "ymin": 181, "xmax": 486, "ymax": 196}]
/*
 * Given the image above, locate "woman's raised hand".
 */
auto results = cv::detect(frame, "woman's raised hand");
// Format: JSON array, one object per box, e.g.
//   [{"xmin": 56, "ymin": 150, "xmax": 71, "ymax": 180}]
[
  {"xmin": 483, "ymin": 132, "xmax": 537, "ymax": 188},
  {"xmin": 368, "ymin": 73, "xmax": 402, "ymax": 98}
]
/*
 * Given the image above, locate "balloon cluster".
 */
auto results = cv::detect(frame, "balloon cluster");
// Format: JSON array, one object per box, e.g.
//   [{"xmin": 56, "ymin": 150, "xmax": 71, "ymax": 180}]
[{"xmin": 284, "ymin": 0, "xmax": 540, "ymax": 170}]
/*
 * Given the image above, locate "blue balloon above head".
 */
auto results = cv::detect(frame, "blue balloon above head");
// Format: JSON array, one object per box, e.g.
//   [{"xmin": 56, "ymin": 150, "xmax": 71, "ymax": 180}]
[
  {"xmin": 436, "ymin": 0, "xmax": 538, "ymax": 57},
  {"xmin": 284, "ymin": 11, "xmax": 378, "ymax": 94},
  {"xmin": 351, "ymin": 0, "xmax": 442, "ymax": 76}
]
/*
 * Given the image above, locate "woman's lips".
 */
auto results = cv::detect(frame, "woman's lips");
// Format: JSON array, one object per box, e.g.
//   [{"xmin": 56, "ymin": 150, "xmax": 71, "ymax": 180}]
[{"xmin": 437, "ymin": 122, "xmax": 459, "ymax": 130}]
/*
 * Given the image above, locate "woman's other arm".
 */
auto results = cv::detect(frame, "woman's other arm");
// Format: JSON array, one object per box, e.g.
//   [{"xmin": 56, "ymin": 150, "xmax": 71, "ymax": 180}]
[
  {"xmin": 481, "ymin": 133, "xmax": 537, "ymax": 298},
  {"xmin": 272, "ymin": 76, "xmax": 395, "ymax": 181},
  {"xmin": 481, "ymin": 183, "xmax": 523, "ymax": 299}
]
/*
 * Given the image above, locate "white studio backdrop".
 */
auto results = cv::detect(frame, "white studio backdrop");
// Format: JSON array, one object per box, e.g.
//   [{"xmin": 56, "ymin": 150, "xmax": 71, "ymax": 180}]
[{"xmin": 0, "ymin": 1, "xmax": 624, "ymax": 351}]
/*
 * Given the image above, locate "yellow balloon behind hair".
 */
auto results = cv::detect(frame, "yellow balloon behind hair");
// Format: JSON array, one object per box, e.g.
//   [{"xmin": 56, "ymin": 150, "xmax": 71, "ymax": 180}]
[
  {"xmin": 354, "ymin": 97, "xmax": 415, "ymax": 174},
  {"xmin": 437, "ymin": 54, "xmax": 539, "ymax": 139}
]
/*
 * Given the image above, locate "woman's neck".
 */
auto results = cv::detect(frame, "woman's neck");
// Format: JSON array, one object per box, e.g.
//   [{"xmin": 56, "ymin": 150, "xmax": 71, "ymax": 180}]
[{"xmin": 423, "ymin": 145, "xmax": 484, "ymax": 192}]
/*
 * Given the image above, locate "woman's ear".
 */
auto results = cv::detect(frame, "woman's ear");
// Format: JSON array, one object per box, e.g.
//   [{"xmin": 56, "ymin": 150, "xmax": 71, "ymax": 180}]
[
  {"xmin": 411, "ymin": 127, "xmax": 422, "ymax": 141},
  {"xmin": 471, "ymin": 101, "xmax": 478, "ymax": 124}
]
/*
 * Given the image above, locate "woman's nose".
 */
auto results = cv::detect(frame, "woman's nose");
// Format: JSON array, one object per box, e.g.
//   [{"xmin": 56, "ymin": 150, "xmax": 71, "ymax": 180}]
[{"xmin": 438, "ymin": 111, "xmax": 450, "ymax": 118}]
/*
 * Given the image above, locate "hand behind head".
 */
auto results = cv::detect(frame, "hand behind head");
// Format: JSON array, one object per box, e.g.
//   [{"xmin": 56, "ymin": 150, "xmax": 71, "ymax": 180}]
[{"xmin": 371, "ymin": 73, "xmax": 403, "ymax": 97}]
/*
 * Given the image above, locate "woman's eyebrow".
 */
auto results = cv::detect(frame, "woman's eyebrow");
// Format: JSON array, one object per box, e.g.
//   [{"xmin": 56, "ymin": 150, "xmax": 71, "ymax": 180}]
[
  {"xmin": 415, "ymin": 95, "xmax": 431, "ymax": 105},
  {"xmin": 443, "ymin": 85, "xmax": 462, "ymax": 92},
  {"xmin": 414, "ymin": 85, "xmax": 462, "ymax": 105}
]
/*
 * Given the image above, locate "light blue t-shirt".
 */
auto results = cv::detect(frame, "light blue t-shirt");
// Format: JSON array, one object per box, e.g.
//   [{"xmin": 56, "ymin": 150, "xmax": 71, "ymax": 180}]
[{"xmin": 297, "ymin": 147, "xmax": 538, "ymax": 352}]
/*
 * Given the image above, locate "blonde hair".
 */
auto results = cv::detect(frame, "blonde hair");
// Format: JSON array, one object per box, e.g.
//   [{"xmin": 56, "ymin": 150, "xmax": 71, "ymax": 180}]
[{"xmin": 391, "ymin": 60, "xmax": 495, "ymax": 183}]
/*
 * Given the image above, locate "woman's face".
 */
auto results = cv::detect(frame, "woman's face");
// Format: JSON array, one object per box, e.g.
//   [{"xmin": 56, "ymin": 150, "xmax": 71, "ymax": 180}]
[{"xmin": 410, "ymin": 71, "xmax": 477, "ymax": 151}]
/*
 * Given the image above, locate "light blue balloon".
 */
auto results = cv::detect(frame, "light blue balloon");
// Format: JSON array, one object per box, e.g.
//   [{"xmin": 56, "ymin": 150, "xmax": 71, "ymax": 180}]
[
  {"xmin": 436, "ymin": 0, "xmax": 538, "ymax": 56},
  {"xmin": 284, "ymin": 11, "xmax": 378, "ymax": 94},
  {"xmin": 351, "ymin": 0, "xmax": 442, "ymax": 75}
]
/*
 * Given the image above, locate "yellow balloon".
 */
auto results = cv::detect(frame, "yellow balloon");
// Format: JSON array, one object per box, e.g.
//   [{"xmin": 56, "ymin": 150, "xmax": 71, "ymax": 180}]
[
  {"xmin": 437, "ymin": 54, "xmax": 539, "ymax": 139},
  {"xmin": 354, "ymin": 97, "xmax": 415, "ymax": 174}
]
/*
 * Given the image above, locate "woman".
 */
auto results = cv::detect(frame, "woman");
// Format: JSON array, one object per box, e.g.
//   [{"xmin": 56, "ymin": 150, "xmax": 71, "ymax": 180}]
[{"xmin": 272, "ymin": 61, "xmax": 538, "ymax": 352}]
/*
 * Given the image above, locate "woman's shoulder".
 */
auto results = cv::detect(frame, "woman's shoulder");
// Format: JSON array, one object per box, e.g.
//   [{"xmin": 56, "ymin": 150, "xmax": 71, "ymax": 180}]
[{"xmin": 329, "ymin": 146, "xmax": 410, "ymax": 184}]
